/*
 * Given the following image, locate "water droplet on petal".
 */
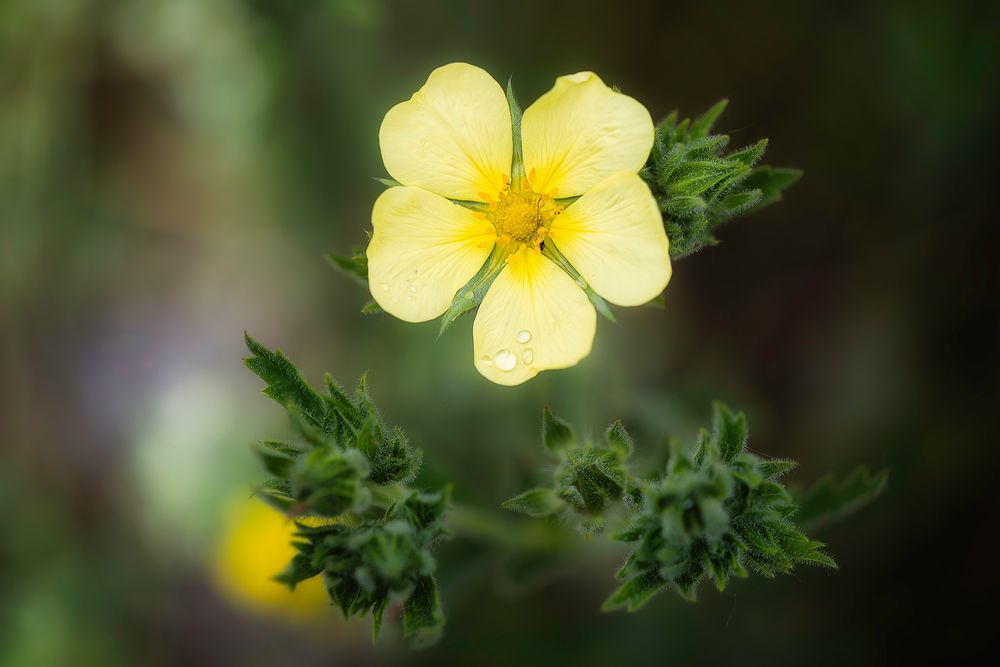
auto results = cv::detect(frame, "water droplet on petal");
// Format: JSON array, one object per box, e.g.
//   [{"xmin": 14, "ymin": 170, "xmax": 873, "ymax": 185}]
[
  {"xmin": 516, "ymin": 330, "xmax": 532, "ymax": 343},
  {"xmin": 480, "ymin": 354, "xmax": 493, "ymax": 367},
  {"xmin": 379, "ymin": 282, "xmax": 389, "ymax": 292},
  {"xmin": 494, "ymin": 349, "xmax": 517, "ymax": 372},
  {"xmin": 521, "ymin": 349, "xmax": 533, "ymax": 364},
  {"xmin": 409, "ymin": 285, "xmax": 417, "ymax": 294}
]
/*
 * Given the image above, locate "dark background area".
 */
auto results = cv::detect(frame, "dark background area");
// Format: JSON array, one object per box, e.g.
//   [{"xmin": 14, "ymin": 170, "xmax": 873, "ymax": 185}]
[{"xmin": 2, "ymin": 1, "xmax": 997, "ymax": 664}]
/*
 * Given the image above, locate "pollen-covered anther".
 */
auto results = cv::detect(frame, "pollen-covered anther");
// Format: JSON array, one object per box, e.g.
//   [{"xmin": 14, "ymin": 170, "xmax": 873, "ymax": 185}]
[{"xmin": 488, "ymin": 189, "xmax": 561, "ymax": 247}]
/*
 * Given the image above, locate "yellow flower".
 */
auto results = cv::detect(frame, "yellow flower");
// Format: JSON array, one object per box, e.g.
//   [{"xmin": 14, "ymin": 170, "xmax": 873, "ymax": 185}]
[
  {"xmin": 213, "ymin": 500, "xmax": 329, "ymax": 619},
  {"xmin": 368, "ymin": 63, "xmax": 671, "ymax": 385}
]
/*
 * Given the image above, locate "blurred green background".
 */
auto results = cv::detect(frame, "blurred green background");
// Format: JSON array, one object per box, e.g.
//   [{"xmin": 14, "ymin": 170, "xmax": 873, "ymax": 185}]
[{"xmin": 2, "ymin": 0, "xmax": 997, "ymax": 664}]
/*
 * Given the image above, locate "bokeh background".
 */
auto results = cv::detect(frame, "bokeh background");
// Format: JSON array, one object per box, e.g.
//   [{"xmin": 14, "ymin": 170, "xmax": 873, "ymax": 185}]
[{"xmin": 2, "ymin": 1, "xmax": 997, "ymax": 664}]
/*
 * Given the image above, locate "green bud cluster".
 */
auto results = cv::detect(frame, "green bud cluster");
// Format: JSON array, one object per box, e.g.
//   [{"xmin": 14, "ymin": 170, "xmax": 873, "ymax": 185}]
[
  {"xmin": 504, "ymin": 403, "xmax": 884, "ymax": 613},
  {"xmin": 503, "ymin": 408, "xmax": 634, "ymax": 535},
  {"xmin": 605, "ymin": 404, "xmax": 833, "ymax": 610},
  {"xmin": 242, "ymin": 336, "xmax": 885, "ymax": 643},
  {"xmin": 641, "ymin": 100, "xmax": 802, "ymax": 259},
  {"xmin": 244, "ymin": 334, "xmax": 444, "ymax": 647}
]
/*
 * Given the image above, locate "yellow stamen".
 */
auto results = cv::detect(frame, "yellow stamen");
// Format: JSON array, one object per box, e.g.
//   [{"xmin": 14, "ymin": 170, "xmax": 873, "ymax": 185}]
[{"xmin": 486, "ymin": 187, "xmax": 562, "ymax": 249}]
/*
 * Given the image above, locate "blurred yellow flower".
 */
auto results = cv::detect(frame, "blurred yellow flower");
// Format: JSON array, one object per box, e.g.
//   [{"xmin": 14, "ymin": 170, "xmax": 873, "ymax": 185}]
[
  {"xmin": 213, "ymin": 500, "xmax": 328, "ymax": 619},
  {"xmin": 369, "ymin": 63, "xmax": 671, "ymax": 385}
]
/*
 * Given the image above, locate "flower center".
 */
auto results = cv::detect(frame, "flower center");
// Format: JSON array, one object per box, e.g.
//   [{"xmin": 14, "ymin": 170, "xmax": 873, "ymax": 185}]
[{"xmin": 486, "ymin": 183, "xmax": 563, "ymax": 248}]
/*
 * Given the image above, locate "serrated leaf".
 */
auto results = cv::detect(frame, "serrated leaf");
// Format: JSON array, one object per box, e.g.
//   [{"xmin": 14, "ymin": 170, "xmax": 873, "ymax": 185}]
[
  {"xmin": 793, "ymin": 466, "xmax": 888, "ymax": 530},
  {"xmin": 244, "ymin": 334, "xmax": 341, "ymax": 438}
]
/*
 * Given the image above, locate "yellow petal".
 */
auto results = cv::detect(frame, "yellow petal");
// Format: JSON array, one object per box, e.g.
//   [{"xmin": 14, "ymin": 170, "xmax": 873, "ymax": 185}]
[
  {"xmin": 368, "ymin": 186, "xmax": 496, "ymax": 322},
  {"xmin": 549, "ymin": 172, "xmax": 671, "ymax": 306},
  {"xmin": 473, "ymin": 247, "xmax": 596, "ymax": 385},
  {"xmin": 522, "ymin": 71, "xmax": 653, "ymax": 197},
  {"xmin": 379, "ymin": 63, "xmax": 512, "ymax": 202}
]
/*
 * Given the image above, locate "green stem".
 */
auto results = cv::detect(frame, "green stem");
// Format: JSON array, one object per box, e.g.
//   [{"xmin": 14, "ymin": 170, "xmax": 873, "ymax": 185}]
[
  {"xmin": 447, "ymin": 503, "xmax": 571, "ymax": 554},
  {"xmin": 366, "ymin": 482, "xmax": 574, "ymax": 555}
]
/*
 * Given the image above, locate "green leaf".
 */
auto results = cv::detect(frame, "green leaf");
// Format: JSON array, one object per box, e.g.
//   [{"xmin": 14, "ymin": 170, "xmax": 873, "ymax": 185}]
[
  {"xmin": 371, "ymin": 596, "xmax": 388, "ymax": 642},
  {"xmin": 757, "ymin": 458, "xmax": 798, "ymax": 479},
  {"xmin": 272, "ymin": 547, "xmax": 323, "ymax": 590},
  {"xmin": 373, "ymin": 176, "xmax": 402, "ymax": 188},
  {"xmin": 727, "ymin": 138, "xmax": 768, "ymax": 167},
  {"xmin": 689, "ymin": 99, "xmax": 728, "ymax": 138},
  {"xmin": 741, "ymin": 166, "xmax": 803, "ymax": 208},
  {"xmin": 253, "ymin": 440, "xmax": 306, "ymax": 478},
  {"xmin": 244, "ymin": 334, "xmax": 342, "ymax": 438},
  {"xmin": 502, "ymin": 488, "xmax": 563, "ymax": 518},
  {"xmin": 542, "ymin": 406, "xmax": 575, "ymax": 454},
  {"xmin": 714, "ymin": 188, "xmax": 764, "ymax": 218},
  {"xmin": 793, "ymin": 466, "xmax": 888, "ymax": 530},
  {"xmin": 712, "ymin": 402, "xmax": 748, "ymax": 461},
  {"xmin": 602, "ymin": 572, "xmax": 667, "ymax": 612},
  {"xmin": 402, "ymin": 576, "xmax": 445, "ymax": 648}
]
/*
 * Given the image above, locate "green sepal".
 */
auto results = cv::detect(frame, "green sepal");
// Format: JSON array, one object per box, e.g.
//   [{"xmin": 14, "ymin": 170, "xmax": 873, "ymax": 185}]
[
  {"xmin": 542, "ymin": 242, "xmax": 617, "ymax": 323},
  {"xmin": 507, "ymin": 77, "xmax": 525, "ymax": 184},
  {"xmin": 326, "ymin": 247, "xmax": 368, "ymax": 287},
  {"xmin": 360, "ymin": 300, "xmax": 383, "ymax": 315},
  {"xmin": 438, "ymin": 244, "xmax": 512, "ymax": 336}
]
